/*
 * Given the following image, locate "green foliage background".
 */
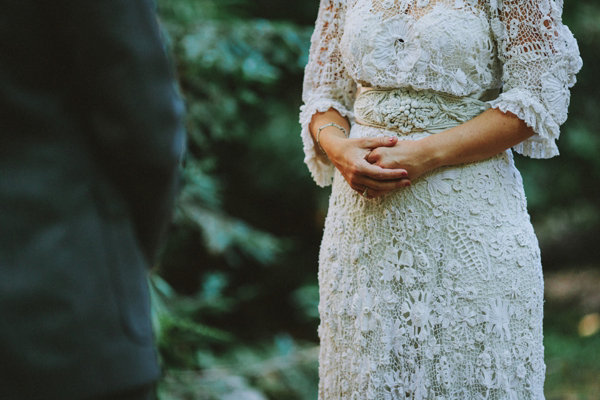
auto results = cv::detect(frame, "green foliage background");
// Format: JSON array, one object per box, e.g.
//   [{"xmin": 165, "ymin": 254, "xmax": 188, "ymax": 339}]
[{"xmin": 152, "ymin": 0, "xmax": 600, "ymax": 398}]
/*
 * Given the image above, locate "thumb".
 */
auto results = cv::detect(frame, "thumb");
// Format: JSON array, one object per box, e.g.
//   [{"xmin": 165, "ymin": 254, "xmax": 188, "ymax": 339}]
[{"xmin": 363, "ymin": 136, "xmax": 397, "ymax": 149}]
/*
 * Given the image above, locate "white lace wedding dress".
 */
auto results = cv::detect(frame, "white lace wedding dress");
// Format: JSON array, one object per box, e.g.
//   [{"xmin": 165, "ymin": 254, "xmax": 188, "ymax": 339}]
[{"xmin": 299, "ymin": 0, "xmax": 582, "ymax": 399}]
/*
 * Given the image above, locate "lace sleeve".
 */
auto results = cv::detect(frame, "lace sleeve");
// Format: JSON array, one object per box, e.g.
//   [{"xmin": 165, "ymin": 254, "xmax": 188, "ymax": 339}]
[
  {"xmin": 300, "ymin": 0, "xmax": 357, "ymax": 187},
  {"xmin": 487, "ymin": 0, "xmax": 582, "ymax": 158}
]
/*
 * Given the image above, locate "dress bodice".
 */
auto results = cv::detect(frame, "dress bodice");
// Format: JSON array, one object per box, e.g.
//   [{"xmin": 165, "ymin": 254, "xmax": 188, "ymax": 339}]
[{"xmin": 340, "ymin": 1, "xmax": 502, "ymax": 95}]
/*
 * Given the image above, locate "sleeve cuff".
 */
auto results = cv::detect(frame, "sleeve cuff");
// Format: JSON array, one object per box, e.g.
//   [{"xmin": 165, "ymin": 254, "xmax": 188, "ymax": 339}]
[
  {"xmin": 299, "ymin": 99, "xmax": 354, "ymax": 187},
  {"xmin": 488, "ymin": 89, "xmax": 561, "ymax": 159}
]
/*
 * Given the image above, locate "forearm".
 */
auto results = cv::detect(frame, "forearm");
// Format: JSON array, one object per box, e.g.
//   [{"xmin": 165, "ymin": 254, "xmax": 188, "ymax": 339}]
[
  {"xmin": 309, "ymin": 108, "xmax": 351, "ymax": 155},
  {"xmin": 421, "ymin": 108, "xmax": 535, "ymax": 170}
]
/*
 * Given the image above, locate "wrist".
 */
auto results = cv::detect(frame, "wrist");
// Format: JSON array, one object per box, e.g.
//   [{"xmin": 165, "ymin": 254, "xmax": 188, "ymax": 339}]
[
  {"xmin": 319, "ymin": 128, "xmax": 347, "ymax": 156},
  {"xmin": 419, "ymin": 135, "xmax": 445, "ymax": 170}
]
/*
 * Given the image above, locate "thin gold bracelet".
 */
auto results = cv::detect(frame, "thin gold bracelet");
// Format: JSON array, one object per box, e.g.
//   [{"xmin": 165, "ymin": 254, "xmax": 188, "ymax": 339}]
[{"xmin": 316, "ymin": 123, "xmax": 348, "ymax": 154}]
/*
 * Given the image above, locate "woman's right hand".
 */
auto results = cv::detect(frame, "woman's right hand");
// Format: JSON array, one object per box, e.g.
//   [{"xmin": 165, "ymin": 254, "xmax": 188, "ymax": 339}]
[{"xmin": 319, "ymin": 128, "xmax": 411, "ymax": 198}]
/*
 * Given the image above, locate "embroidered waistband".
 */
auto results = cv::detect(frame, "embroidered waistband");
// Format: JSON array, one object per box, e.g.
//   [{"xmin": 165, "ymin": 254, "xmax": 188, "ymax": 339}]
[{"xmin": 354, "ymin": 87, "xmax": 489, "ymax": 133}]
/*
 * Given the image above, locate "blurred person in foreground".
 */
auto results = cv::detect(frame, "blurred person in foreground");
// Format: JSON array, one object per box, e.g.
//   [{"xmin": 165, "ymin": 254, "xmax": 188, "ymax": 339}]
[{"xmin": 0, "ymin": 1, "xmax": 185, "ymax": 399}]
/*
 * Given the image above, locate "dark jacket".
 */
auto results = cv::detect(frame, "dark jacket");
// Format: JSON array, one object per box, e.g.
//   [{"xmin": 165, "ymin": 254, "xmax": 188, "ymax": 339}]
[{"xmin": 0, "ymin": 1, "xmax": 185, "ymax": 399}]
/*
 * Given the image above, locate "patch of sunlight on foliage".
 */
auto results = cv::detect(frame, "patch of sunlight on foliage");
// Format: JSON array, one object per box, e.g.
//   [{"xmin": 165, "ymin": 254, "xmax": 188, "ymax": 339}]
[{"xmin": 578, "ymin": 314, "xmax": 600, "ymax": 337}]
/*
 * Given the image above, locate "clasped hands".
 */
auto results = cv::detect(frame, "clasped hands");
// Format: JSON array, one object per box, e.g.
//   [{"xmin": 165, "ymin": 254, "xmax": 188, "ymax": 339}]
[{"xmin": 319, "ymin": 128, "xmax": 436, "ymax": 199}]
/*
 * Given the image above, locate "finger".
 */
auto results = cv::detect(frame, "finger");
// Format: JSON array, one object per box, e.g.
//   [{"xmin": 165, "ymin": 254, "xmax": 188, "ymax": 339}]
[
  {"xmin": 356, "ymin": 160, "xmax": 408, "ymax": 180},
  {"xmin": 349, "ymin": 183, "xmax": 368, "ymax": 197},
  {"xmin": 355, "ymin": 175, "xmax": 412, "ymax": 191},
  {"xmin": 350, "ymin": 184, "xmax": 390, "ymax": 199},
  {"xmin": 361, "ymin": 136, "xmax": 398, "ymax": 149},
  {"xmin": 365, "ymin": 150, "xmax": 379, "ymax": 164}
]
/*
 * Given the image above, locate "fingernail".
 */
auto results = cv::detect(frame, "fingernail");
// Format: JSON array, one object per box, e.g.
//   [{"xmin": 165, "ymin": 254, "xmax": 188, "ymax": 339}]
[
  {"xmin": 405, "ymin": 181, "xmax": 411, "ymax": 186},
  {"xmin": 389, "ymin": 137, "xmax": 394, "ymax": 142},
  {"xmin": 401, "ymin": 171, "xmax": 408, "ymax": 177}
]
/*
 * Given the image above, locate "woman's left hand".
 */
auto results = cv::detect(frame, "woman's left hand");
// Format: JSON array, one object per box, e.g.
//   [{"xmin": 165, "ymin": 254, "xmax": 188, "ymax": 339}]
[{"xmin": 365, "ymin": 139, "xmax": 438, "ymax": 182}]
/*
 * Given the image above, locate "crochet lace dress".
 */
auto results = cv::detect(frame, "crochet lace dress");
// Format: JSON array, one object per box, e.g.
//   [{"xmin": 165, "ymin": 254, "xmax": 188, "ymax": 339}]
[{"xmin": 299, "ymin": 0, "xmax": 582, "ymax": 399}]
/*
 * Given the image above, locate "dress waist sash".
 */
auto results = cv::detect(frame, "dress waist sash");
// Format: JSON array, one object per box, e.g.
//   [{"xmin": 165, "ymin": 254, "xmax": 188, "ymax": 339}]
[{"xmin": 354, "ymin": 87, "xmax": 496, "ymax": 133}]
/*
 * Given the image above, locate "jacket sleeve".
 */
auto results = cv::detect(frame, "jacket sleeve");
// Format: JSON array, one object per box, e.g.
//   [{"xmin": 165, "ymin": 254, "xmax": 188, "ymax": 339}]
[
  {"xmin": 64, "ymin": 0, "xmax": 186, "ymax": 264},
  {"xmin": 300, "ymin": 0, "xmax": 357, "ymax": 187},
  {"xmin": 487, "ymin": 0, "xmax": 582, "ymax": 158}
]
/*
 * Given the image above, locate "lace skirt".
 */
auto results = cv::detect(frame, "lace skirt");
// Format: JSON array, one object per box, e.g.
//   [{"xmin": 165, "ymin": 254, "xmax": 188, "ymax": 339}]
[{"xmin": 317, "ymin": 88, "xmax": 546, "ymax": 400}]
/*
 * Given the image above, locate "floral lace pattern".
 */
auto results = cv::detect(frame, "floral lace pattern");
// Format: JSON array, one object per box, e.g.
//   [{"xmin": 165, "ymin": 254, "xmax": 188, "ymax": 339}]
[
  {"xmin": 300, "ymin": 0, "xmax": 581, "ymax": 187},
  {"xmin": 319, "ymin": 125, "xmax": 546, "ymax": 398}
]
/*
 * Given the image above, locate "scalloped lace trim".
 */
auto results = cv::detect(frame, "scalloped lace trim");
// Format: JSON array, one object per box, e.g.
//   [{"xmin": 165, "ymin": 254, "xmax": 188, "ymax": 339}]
[{"xmin": 488, "ymin": 89, "xmax": 560, "ymax": 159}]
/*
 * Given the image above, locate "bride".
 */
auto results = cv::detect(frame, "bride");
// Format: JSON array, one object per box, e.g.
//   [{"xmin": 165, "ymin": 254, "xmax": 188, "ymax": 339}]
[{"xmin": 300, "ymin": 0, "xmax": 581, "ymax": 398}]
